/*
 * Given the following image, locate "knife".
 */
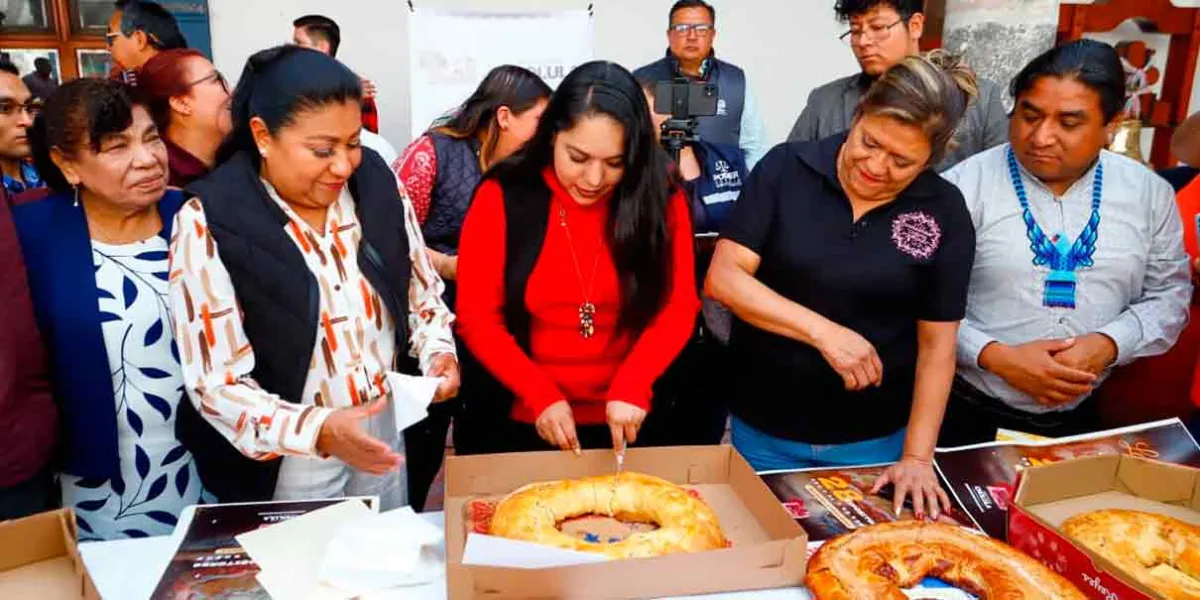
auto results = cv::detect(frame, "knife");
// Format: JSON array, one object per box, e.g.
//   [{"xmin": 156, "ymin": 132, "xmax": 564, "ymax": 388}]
[
  {"xmin": 609, "ymin": 437, "xmax": 627, "ymax": 520},
  {"xmin": 615, "ymin": 437, "xmax": 627, "ymax": 482}
]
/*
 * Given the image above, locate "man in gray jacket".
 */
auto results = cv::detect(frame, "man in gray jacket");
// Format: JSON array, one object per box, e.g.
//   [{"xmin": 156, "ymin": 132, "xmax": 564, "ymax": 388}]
[{"xmin": 789, "ymin": 0, "xmax": 1008, "ymax": 171}]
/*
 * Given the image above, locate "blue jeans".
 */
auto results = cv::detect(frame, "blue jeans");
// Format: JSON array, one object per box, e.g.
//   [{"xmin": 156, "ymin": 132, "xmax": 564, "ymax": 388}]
[{"xmin": 731, "ymin": 416, "xmax": 906, "ymax": 472}]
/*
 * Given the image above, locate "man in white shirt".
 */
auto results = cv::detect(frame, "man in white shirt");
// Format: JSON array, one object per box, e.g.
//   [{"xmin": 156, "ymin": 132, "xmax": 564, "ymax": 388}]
[{"xmin": 941, "ymin": 40, "xmax": 1192, "ymax": 446}]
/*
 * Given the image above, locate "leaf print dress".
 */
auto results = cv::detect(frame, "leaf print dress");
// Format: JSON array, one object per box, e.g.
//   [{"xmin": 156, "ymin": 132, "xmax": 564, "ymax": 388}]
[{"xmin": 60, "ymin": 236, "xmax": 210, "ymax": 541}]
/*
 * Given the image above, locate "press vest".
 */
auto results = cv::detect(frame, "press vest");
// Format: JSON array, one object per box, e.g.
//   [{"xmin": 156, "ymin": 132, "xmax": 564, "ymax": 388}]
[{"xmin": 633, "ymin": 54, "xmax": 746, "ymax": 150}]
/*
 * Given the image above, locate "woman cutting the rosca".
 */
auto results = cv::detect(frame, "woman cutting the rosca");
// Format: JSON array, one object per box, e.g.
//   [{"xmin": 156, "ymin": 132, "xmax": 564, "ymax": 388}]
[
  {"xmin": 705, "ymin": 51, "xmax": 978, "ymax": 519},
  {"xmin": 454, "ymin": 61, "xmax": 700, "ymax": 455}
]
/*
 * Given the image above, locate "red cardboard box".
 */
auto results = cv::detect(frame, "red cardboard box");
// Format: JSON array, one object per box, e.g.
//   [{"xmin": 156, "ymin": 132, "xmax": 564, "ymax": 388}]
[{"xmin": 1009, "ymin": 455, "xmax": 1200, "ymax": 600}]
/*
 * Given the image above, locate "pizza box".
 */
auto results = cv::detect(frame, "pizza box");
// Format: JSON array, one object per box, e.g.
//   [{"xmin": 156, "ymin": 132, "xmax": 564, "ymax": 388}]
[
  {"xmin": 0, "ymin": 509, "xmax": 100, "ymax": 600},
  {"xmin": 443, "ymin": 444, "xmax": 807, "ymax": 599},
  {"xmin": 1008, "ymin": 454, "xmax": 1200, "ymax": 600}
]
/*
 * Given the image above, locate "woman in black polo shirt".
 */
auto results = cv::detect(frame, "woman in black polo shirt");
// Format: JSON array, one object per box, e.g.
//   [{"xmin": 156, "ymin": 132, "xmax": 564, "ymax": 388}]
[{"xmin": 706, "ymin": 51, "xmax": 978, "ymax": 519}]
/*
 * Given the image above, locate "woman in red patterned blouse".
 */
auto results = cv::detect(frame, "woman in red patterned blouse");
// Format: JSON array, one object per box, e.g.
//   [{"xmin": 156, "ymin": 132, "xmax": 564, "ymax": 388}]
[
  {"xmin": 393, "ymin": 66, "xmax": 550, "ymax": 283},
  {"xmin": 455, "ymin": 61, "xmax": 700, "ymax": 455},
  {"xmin": 392, "ymin": 66, "xmax": 549, "ymax": 509}
]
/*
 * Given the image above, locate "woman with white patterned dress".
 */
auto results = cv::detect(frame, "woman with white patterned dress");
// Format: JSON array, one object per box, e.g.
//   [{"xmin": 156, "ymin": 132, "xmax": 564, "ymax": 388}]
[{"xmin": 13, "ymin": 79, "xmax": 208, "ymax": 540}]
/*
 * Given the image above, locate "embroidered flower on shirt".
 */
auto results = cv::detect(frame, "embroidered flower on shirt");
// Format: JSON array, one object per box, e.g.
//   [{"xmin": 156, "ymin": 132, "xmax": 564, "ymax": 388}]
[{"xmin": 891, "ymin": 211, "xmax": 942, "ymax": 260}]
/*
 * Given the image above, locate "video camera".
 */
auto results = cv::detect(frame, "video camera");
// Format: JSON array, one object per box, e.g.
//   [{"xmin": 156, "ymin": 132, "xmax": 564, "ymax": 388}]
[{"xmin": 653, "ymin": 78, "xmax": 718, "ymax": 163}]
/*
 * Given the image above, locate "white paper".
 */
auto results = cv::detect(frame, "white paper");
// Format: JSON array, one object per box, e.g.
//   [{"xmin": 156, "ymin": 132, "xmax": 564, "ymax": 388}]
[
  {"xmin": 386, "ymin": 372, "xmax": 441, "ymax": 431},
  {"xmin": 319, "ymin": 507, "xmax": 445, "ymax": 592},
  {"xmin": 236, "ymin": 500, "xmax": 374, "ymax": 600},
  {"xmin": 461, "ymin": 533, "xmax": 611, "ymax": 569}
]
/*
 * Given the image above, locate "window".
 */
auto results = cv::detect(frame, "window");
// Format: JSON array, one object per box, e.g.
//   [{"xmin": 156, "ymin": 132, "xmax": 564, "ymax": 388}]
[
  {"xmin": 0, "ymin": 0, "xmax": 53, "ymax": 33},
  {"xmin": 0, "ymin": 0, "xmax": 111, "ymax": 80},
  {"xmin": 70, "ymin": 0, "xmax": 110, "ymax": 34}
]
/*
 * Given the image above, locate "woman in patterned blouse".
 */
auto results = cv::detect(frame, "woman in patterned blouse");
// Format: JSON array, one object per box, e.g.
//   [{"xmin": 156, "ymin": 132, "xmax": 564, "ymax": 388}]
[
  {"xmin": 168, "ymin": 46, "xmax": 459, "ymax": 508},
  {"xmin": 14, "ymin": 78, "xmax": 207, "ymax": 540}
]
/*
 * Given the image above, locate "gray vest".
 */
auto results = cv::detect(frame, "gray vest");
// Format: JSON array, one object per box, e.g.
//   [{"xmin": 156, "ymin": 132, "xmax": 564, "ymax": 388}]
[{"xmin": 633, "ymin": 54, "xmax": 746, "ymax": 150}]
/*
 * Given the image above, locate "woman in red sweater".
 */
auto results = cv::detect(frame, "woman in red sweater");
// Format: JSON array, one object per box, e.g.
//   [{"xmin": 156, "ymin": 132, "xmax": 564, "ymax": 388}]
[{"xmin": 455, "ymin": 61, "xmax": 699, "ymax": 455}]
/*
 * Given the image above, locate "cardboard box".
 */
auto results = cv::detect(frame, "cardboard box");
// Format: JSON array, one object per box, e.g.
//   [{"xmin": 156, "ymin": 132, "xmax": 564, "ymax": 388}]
[
  {"xmin": 1009, "ymin": 455, "xmax": 1200, "ymax": 600},
  {"xmin": 444, "ymin": 445, "xmax": 807, "ymax": 599},
  {"xmin": 0, "ymin": 509, "xmax": 99, "ymax": 600}
]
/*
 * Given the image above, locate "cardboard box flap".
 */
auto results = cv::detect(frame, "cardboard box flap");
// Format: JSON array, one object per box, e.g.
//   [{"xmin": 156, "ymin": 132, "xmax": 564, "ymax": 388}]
[
  {"xmin": 729, "ymin": 450, "xmax": 806, "ymax": 539},
  {"xmin": 446, "ymin": 446, "xmax": 733, "ymax": 498},
  {"xmin": 1115, "ymin": 456, "xmax": 1199, "ymax": 506},
  {"xmin": 1194, "ymin": 473, "xmax": 1200, "ymax": 512},
  {"xmin": 0, "ymin": 509, "xmax": 97, "ymax": 600},
  {"xmin": 1014, "ymin": 454, "xmax": 1120, "ymax": 507},
  {"xmin": 0, "ymin": 510, "xmax": 71, "ymax": 571},
  {"xmin": 458, "ymin": 539, "xmax": 802, "ymax": 598}
]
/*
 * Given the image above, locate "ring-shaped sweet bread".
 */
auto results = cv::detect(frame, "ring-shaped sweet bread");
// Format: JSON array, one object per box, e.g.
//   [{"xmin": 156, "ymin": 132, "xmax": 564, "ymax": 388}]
[
  {"xmin": 488, "ymin": 472, "xmax": 728, "ymax": 559},
  {"xmin": 805, "ymin": 521, "xmax": 1087, "ymax": 599},
  {"xmin": 1063, "ymin": 509, "xmax": 1200, "ymax": 600}
]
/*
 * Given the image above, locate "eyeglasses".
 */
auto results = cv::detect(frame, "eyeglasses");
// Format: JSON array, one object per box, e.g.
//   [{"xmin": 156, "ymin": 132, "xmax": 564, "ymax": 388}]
[
  {"xmin": 187, "ymin": 71, "xmax": 229, "ymax": 94},
  {"xmin": 669, "ymin": 23, "xmax": 714, "ymax": 36},
  {"xmin": 105, "ymin": 32, "xmax": 121, "ymax": 47},
  {"xmin": 839, "ymin": 18, "xmax": 906, "ymax": 44}
]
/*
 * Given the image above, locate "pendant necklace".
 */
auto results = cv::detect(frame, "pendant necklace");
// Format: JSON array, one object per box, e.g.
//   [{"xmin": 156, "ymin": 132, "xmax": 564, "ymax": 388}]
[
  {"xmin": 559, "ymin": 206, "xmax": 602, "ymax": 338},
  {"xmin": 1005, "ymin": 146, "xmax": 1103, "ymax": 309}
]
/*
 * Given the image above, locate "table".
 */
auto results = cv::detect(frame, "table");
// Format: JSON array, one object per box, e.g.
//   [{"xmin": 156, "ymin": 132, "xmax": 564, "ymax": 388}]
[{"xmin": 78, "ymin": 508, "xmax": 816, "ymax": 600}]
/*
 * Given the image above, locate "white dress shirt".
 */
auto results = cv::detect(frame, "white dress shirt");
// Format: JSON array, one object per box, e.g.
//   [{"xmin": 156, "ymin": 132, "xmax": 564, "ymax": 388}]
[{"xmin": 944, "ymin": 144, "xmax": 1192, "ymax": 413}]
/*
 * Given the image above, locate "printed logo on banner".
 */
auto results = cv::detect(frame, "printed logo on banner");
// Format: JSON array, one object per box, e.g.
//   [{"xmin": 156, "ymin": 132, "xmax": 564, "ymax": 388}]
[
  {"xmin": 416, "ymin": 52, "xmax": 478, "ymax": 85},
  {"xmin": 409, "ymin": 8, "xmax": 595, "ymax": 139},
  {"xmin": 523, "ymin": 64, "xmax": 572, "ymax": 82}
]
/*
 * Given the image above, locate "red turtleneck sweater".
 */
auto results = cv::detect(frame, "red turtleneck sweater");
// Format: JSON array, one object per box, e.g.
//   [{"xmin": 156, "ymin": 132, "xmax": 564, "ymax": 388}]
[{"xmin": 456, "ymin": 168, "xmax": 699, "ymax": 425}]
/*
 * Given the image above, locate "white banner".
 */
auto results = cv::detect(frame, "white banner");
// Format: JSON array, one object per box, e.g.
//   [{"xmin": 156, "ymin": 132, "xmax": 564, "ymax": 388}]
[{"xmin": 408, "ymin": 8, "xmax": 594, "ymax": 136}]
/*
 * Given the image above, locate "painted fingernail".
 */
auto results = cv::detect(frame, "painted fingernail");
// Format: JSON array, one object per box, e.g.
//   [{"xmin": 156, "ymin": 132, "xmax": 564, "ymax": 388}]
[{"xmin": 916, "ymin": 512, "xmax": 925, "ymax": 521}]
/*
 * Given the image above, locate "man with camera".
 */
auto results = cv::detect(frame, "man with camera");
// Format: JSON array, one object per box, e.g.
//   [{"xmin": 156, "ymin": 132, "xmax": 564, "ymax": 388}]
[
  {"xmin": 789, "ymin": 0, "xmax": 1007, "ymax": 171},
  {"xmin": 633, "ymin": 0, "xmax": 767, "ymax": 170}
]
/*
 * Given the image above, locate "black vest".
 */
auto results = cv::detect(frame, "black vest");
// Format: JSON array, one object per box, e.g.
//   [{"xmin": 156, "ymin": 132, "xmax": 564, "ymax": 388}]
[
  {"xmin": 176, "ymin": 149, "xmax": 413, "ymax": 502},
  {"xmin": 633, "ymin": 54, "xmax": 746, "ymax": 150},
  {"xmin": 454, "ymin": 173, "xmax": 548, "ymax": 450},
  {"xmin": 424, "ymin": 133, "xmax": 481, "ymax": 255}
]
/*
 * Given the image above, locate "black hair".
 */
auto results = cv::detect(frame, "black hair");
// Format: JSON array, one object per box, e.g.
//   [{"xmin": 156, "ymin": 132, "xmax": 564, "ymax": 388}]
[
  {"xmin": 216, "ymin": 45, "xmax": 361, "ymax": 166},
  {"xmin": 33, "ymin": 57, "xmax": 51, "ymax": 70},
  {"xmin": 293, "ymin": 14, "xmax": 342, "ymax": 58},
  {"xmin": 1010, "ymin": 39, "xmax": 1126, "ymax": 123},
  {"xmin": 0, "ymin": 61, "xmax": 18, "ymax": 77},
  {"xmin": 29, "ymin": 78, "xmax": 139, "ymax": 193},
  {"xmin": 115, "ymin": 0, "xmax": 188, "ymax": 51},
  {"xmin": 490, "ymin": 61, "xmax": 674, "ymax": 333},
  {"xmin": 834, "ymin": 0, "xmax": 924, "ymax": 22},
  {"xmin": 432, "ymin": 65, "xmax": 551, "ymax": 170},
  {"xmin": 669, "ymin": 0, "xmax": 715, "ymax": 24}
]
